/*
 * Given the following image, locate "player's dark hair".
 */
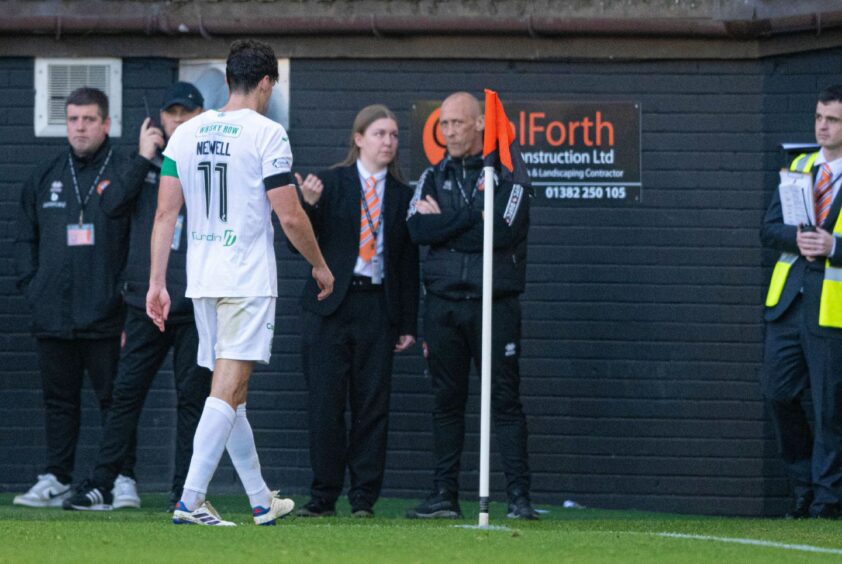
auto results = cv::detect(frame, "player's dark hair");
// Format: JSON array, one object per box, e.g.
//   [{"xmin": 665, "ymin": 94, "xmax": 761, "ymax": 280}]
[
  {"xmin": 818, "ymin": 85, "xmax": 842, "ymax": 104},
  {"xmin": 335, "ymin": 104, "xmax": 404, "ymax": 183},
  {"xmin": 226, "ymin": 39, "xmax": 279, "ymax": 94},
  {"xmin": 65, "ymin": 87, "xmax": 109, "ymax": 119}
]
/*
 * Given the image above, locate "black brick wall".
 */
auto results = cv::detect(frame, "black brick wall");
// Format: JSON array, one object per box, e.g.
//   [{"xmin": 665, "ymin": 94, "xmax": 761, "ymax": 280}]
[{"xmin": 0, "ymin": 49, "xmax": 836, "ymax": 516}]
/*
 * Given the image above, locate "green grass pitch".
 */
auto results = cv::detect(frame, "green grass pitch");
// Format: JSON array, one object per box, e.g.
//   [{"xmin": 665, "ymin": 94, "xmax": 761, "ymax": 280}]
[{"xmin": 2, "ymin": 493, "xmax": 842, "ymax": 562}]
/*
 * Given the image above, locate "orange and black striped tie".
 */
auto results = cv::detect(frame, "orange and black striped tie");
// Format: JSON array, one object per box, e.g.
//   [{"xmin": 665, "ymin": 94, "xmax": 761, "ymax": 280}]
[
  {"xmin": 359, "ymin": 175, "xmax": 380, "ymax": 262},
  {"xmin": 816, "ymin": 163, "xmax": 833, "ymax": 226}
]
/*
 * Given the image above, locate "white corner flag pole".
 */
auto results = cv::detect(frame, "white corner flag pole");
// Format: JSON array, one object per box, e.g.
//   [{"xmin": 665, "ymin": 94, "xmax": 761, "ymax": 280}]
[{"xmin": 478, "ymin": 164, "xmax": 495, "ymax": 528}]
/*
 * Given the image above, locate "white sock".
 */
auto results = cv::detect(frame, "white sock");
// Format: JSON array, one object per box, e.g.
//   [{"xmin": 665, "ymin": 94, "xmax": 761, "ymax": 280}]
[
  {"xmin": 181, "ymin": 397, "xmax": 236, "ymax": 511},
  {"xmin": 227, "ymin": 403, "xmax": 272, "ymax": 509}
]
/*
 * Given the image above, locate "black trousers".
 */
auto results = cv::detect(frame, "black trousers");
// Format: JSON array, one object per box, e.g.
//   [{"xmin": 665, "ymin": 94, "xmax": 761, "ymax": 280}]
[
  {"xmin": 92, "ymin": 306, "xmax": 211, "ymax": 493},
  {"xmin": 37, "ymin": 336, "xmax": 132, "ymax": 485},
  {"xmin": 763, "ymin": 294, "xmax": 842, "ymax": 514},
  {"xmin": 424, "ymin": 293, "xmax": 530, "ymax": 498},
  {"xmin": 301, "ymin": 286, "xmax": 397, "ymax": 507}
]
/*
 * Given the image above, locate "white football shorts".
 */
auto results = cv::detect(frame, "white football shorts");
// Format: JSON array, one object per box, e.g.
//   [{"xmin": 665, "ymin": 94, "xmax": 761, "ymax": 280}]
[{"xmin": 192, "ymin": 296, "xmax": 276, "ymax": 371}]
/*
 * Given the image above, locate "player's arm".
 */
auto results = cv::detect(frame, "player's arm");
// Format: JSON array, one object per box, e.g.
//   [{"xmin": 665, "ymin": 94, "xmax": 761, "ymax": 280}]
[
  {"xmin": 147, "ymin": 157, "xmax": 184, "ymax": 331},
  {"xmin": 267, "ymin": 182, "xmax": 334, "ymax": 301}
]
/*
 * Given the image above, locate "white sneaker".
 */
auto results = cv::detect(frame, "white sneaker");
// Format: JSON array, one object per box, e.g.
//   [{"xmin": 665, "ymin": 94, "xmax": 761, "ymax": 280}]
[
  {"xmin": 112, "ymin": 474, "xmax": 141, "ymax": 509},
  {"xmin": 172, "ymin": 500, "xmax": 236, "ymax": 526},
  {"xmin": 13, "ymin": 474, "xmax": 71, "ymax": 508},
  {"xmin": 253, "ymin": 491, "xmax": 295, "ymax": 526}
]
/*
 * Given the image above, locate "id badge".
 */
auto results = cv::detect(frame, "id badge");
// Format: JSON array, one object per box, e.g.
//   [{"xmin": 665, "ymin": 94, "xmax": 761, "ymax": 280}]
[
  {"xmin": 370, "ymin": 255, "xmax": 383, "ymax": 284},
  {"xmin": 67, "ymin": 223, "xmax": 95, "ymax": 246},
  {"xmin": 171, "ymin": 214, "xmax": 184, "ymax": 251}
]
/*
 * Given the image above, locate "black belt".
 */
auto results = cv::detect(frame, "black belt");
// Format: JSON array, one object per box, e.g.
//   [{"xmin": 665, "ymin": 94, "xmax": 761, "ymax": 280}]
[{"xmin": 350, "ymin": 275, "xmax": 382, "ymax": 291}]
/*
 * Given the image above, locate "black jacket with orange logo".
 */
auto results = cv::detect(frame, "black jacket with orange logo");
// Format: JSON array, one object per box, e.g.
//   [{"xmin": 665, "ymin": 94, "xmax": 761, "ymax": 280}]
[{"xmin": 15, "ymin": 138, "xmax": 130, "ymax": 338}]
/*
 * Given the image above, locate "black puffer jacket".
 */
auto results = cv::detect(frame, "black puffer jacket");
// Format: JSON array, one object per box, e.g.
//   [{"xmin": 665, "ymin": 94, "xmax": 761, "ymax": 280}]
[{"xmin": 407, "ymin": 153, "xmax": 530, "ymax": 300}]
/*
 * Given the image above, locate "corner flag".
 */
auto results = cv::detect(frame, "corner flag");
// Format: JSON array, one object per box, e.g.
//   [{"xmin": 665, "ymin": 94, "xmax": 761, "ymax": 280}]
[
  {"xmin": 474, "ymin": 88, "xmax": 532, "ymax": 530},
  {"xmin": 482, "ymin": 89, "xmax": 531, "ymax": 187}
]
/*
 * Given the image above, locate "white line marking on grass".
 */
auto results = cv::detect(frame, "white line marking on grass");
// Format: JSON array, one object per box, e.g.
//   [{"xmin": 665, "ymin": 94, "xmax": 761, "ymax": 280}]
[
  {"xmin": 656, "ymin": 532, "xmax": 842, "ymax": 556},
  {"xmin": 454, "ymin": 524, "xmax": 513, "ymax": 532}
]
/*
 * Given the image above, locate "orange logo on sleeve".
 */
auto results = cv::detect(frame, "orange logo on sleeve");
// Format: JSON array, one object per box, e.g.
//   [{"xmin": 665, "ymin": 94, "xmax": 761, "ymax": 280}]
[{"xmin": 422, "ymin": 107, "xmax": 446, "ymax": 166}]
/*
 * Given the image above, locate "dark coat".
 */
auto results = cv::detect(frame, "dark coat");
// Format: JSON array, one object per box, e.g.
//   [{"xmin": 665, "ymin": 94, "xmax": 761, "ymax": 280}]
[
  {"xmin": 15, "ymin": 138, "xmax": 130, "ymax": 338},
  {"xmin": 406, "ymin": 153, "xmax": 530, "ymax": 300},
  {"xmin": 760, "ymin": 159, "xmax": 842, "ymax": 338},
  {"xmin": 99, "ymin": 152, "xmax": 192, "ymax": 322},
  {"xmin": 298, "ymin": 164, "xmax": 419, "ymax": 337}
]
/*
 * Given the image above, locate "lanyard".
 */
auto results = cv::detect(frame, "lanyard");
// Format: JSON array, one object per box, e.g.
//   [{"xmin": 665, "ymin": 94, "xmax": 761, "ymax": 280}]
[
  {"xmin": 452, "ymin": 165, "xmax": 479, "ymax": 207},
  {"xmin": 67, "ymin": 148, "xmax": 112, "ymax": 226}
]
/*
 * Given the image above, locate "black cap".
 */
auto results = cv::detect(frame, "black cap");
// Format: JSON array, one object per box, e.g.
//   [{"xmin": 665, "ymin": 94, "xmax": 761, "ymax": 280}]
[{"xmin": 161, "ymin": 82, "xmax": 204, "ymax": 111}]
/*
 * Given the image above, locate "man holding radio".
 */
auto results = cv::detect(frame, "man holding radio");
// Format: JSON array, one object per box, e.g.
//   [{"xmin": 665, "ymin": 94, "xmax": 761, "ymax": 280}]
[
  {"xmin": 64, "ymin": 82, "xmax": 208, "ymax": 511},
  {"xmin": 761, "ymin": 84, "xmax": 842, "ymax": 520}
]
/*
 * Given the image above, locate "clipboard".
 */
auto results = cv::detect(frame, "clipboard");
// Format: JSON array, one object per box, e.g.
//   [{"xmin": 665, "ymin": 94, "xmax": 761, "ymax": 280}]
[{"xmin": 778, "ymin": 169, "xmax": 814, "ymax": 227}]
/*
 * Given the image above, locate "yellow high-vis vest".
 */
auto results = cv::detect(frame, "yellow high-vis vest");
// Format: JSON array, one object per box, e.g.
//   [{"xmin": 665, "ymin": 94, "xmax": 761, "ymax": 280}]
[{"xmin": 765, "ymin": 151, "xmax": 842, "ymax": 328}]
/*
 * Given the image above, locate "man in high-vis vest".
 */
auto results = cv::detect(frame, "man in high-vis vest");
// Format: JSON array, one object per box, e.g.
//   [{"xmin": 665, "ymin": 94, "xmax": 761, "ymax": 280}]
[{"xmin": 761, "ymin": 84, "xmax": 842, "ymax": 520}]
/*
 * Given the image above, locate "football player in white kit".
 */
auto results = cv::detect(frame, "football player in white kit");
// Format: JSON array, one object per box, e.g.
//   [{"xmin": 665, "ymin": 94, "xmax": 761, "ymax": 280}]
[{"xmin": 147, "ymin": 39, "xmax": 334, "ymax": 526}]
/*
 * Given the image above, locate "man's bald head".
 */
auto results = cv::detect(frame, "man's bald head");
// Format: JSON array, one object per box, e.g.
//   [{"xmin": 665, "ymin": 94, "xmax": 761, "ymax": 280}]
[
  {"xmin": 441, "ymin": 92, "xmax": 482, "ymax": 119},
  {"xmin": 439, "ymin": 91, "xmax": 484, "ymax": 158}
]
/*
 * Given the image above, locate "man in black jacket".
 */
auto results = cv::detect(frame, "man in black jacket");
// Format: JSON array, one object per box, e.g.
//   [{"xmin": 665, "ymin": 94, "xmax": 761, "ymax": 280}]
[
  {"xmin": 14, "ymin": 87, "xmax": 133, "ymax": 508},
  {"xmin": 405, "ymin": 92, "xmax": 536, "ymax": 520},
  {"xmin": 64, "ymin": 83, "xmax": 211, "ymax": 512}
]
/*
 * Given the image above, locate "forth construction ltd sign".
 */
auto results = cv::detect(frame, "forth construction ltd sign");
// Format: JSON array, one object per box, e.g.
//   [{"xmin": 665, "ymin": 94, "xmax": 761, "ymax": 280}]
[{"xmin": 412, "ymin": 100, "xmax": 641, "ymax": 204}]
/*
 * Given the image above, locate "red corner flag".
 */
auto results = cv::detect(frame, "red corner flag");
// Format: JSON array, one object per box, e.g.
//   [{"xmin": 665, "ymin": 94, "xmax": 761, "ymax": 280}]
[{"xmin": 482, "ymin": 89, "xmax": 531, "ymax": 188}]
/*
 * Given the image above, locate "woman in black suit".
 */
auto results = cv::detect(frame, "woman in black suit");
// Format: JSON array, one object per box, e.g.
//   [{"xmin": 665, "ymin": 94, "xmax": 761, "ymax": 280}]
[{"xmin": 294, "ymin": 105, "xmax": 419, "ymax": 517}]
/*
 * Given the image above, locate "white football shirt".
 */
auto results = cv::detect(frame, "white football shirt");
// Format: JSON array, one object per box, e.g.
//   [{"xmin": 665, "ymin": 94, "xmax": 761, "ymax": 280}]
[{"xmin": 163, "ymin": 108, "xmax": 293, "ymax": 298}]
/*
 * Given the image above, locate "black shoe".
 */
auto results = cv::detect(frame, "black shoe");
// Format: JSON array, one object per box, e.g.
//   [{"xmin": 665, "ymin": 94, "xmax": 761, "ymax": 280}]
[
  {"xmin": 296, "ymin": 497, "xmax": 336, "ymax": 517},
  {"xmin": 350, "ymin": 496, "xmax": 374, "ymax": 518},
  {"xmin": 406, "ymin": 489, "xmax": 462, "ymax": 519},
  {"xmin": 814, "ymin": 503, "xmax": 841, "ymax": 519},
  {"xmin": 507, "ymin": 490, "xmax": 539, "ymax": 520},
  {"xmin": 167, "ymin": 487, "xmax": 182, "ymax": 513},
  {"xmin": 785, "ymin": 493, "xmax": 813, "ymax": 520},
  {"xmin": 63, "ymin": 481, "xmax": 113, "ymax": 511},
  {"xmin": 351, "ymin": 506, "xmax": 374, "ymax": 518}
]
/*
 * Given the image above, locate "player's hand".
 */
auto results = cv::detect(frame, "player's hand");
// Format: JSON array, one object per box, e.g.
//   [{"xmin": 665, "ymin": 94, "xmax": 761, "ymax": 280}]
[
  {"xmin": 312, "ymin": 264, "xmax": 334, "ymax": 301},
  {"xmin": 139, "ymin": 117, "xmax": 165, "ymax": 161},
  {"xmin": 295, "ymin": 172, "xmax": 323, "ymax": 206},
  {"xmin": 797, "ymin": 228, "xmax": 833, "ymax": 261},
  {"xmin": 415, "ymin": 195, "xmax": 441, "ymax": 215},
  {"xmin": 394, "ymin": 334, "xmax": 416, "ymax": 352},
  {"xmin": 145, "ymin": 283, "xmax": 171, "ymax": 332}
]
